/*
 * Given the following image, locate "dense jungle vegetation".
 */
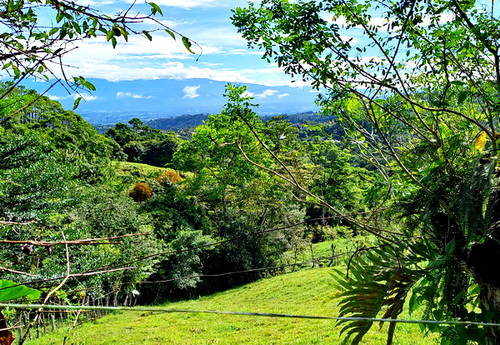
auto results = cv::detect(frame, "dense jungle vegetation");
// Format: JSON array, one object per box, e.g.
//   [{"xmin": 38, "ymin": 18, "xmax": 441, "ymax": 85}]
[
  {"xmin": 3, "ymin": 0, "xmax": 500, "ymax": 344},
  {"xmin": 0, "ymin": 83, "xmax": 372, "ymax": 343}
]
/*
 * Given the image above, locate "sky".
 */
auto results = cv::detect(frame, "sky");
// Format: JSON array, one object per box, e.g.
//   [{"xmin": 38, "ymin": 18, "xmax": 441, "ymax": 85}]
[
  {"xmin": 26, "ymin": 0, "xmax": 497, "ymax": 120},
  {"xmin": 48, "ymin": 0, "xmax": 450, "ymax": 99},
  {"xmin": 20, "ymin": 0, "xmax": 327, "ymax": 118},
  {"xmin": 57, "ymin": 0, "xmax": 294, "ymax": 87}
]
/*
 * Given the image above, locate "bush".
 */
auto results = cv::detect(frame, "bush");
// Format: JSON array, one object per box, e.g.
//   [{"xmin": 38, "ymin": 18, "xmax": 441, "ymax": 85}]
[
  {"xmin": 129, "ymin": 182, "xmax": 153, "ymax": 202},
  {"xmin": 157, "ymin": 169, "xmax": 183, "ymax": 185}
]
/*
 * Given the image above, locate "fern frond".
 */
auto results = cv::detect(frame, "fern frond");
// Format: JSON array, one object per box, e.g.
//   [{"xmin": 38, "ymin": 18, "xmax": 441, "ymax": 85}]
[{"xmin": 332, "ymin": 243, "xmax": 421, "ymax": 345}]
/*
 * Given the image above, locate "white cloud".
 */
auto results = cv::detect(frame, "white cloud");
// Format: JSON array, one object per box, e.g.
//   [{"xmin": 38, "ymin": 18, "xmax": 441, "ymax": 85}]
[
  {"xmin": 40, "ymin": 22, "xmax": 300, "ymax": 87},
  {"xmin": 259, "ymin": 89, "xmax": 278, "ymax": 98},
  {"xmin": 241, "ymin": 89, "xmax": 289, "ymax": 99},
  {"xmin": 183, "ymin": 85, "xmax": 200, "ymax": 99},
  {"xmin": 124, "ymin": 0, "xmax": 234, "ymax": 8},
  {"xmin": 48, "ymin": 93, "xmax": 98, "ymax": 101},
  {"xmin": 56, "ymin": 34, "xmax": 260, "ymax": 83},
  {"xmin": 63, "ymin": 59, "xmax": 253, "ymax": 83},
  {"xmin": 117, "ymin": 92, "xmax": 153, "ymax": 99},
  {"xmin": 201, "ymin": 62, "xmax": 224, "ymax": 67}
]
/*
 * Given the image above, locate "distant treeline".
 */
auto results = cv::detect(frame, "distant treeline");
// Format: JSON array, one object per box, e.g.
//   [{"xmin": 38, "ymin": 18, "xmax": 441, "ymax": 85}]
[{"xmin": 94, "ymin": 112, "xmax": 337, "ymax": 136}]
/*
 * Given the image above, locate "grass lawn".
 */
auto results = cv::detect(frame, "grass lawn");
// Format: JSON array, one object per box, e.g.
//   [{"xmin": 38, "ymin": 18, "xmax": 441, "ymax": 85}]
[{"xmin": 25, "ymin": 267, "xmax": 437, "ymax": 345}]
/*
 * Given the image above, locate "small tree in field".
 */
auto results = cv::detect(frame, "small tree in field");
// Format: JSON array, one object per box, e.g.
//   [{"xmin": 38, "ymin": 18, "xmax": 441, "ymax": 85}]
[
  {"xmin": 157, "ymin": 169, "xmax": 184, "ymax": 185},
  {"xmin": 233, "ymin": 0, "xmax": 500, "ymax": 344}
]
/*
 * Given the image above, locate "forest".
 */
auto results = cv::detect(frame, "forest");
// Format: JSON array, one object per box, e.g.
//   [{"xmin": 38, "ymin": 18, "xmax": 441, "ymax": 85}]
[
  {"xmin": 0, "ymin": 82, "xmax": 371, "ymax": 343},
  {"xmin": 2, "ymin": 0, "xmax": 500, "ymax": 344}
]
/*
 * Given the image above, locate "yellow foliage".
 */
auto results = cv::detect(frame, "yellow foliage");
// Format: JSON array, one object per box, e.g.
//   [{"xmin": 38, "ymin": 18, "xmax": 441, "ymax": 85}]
[
  {"xmin": 157, "ymin": 169, "xmax": 183, "ymax": 184},
  {"xmin": 474, "ymin": 131, "xmax": 487, "ymax": 151}
]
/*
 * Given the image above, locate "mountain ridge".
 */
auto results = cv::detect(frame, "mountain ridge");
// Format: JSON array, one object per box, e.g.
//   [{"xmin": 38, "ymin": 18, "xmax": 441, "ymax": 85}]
[{"xmin": 24, "ymin": 78, "xmax": 320, "ymax": 125}]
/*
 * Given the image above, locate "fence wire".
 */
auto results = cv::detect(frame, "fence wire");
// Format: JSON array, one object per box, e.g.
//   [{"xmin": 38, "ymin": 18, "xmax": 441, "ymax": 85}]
[{"xmin": 1, "ymin": 303, "xmax": 500, "ymax": 328}]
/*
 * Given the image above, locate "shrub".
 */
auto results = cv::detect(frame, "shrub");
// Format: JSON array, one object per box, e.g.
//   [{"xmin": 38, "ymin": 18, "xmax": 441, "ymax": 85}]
[
  {"xmin": 157, "ymin": 169, "xmax": 183, "ymax": 185},
  {"xmin": 129, "ymin": 182, "xmax": 153, "ymax": 202}
]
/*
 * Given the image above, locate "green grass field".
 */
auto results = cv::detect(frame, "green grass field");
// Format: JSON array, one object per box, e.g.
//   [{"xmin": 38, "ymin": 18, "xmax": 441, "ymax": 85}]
[{"xmin": 25, "ymin": 267, "xmax": 437, "ymax": 345}]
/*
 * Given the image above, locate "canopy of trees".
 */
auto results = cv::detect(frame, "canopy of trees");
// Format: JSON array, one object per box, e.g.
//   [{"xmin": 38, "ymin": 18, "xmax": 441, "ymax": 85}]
[{"xmin": 106, "ymin": 118, "xmax": 181, "ymax": 166}]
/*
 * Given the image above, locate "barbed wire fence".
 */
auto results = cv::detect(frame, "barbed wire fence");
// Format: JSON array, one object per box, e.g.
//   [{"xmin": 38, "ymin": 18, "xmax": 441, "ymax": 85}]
[
  {"xmin": 0, "ymin": 217, "xmax": 422, "ymax": 342},
  {"xmin": 0, "ymin": 244, "xmax": 351, "ymax": 341}
]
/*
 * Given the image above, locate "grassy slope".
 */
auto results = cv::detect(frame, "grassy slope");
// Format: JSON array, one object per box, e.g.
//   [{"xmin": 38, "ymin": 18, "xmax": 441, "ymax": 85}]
[
  {"xmin": 27, "ymin": 268, "xmax": 436, "ymax": 345},
  {"xmin": 113, "ymin": 161, "xmax": 166, "ymax": 179}
]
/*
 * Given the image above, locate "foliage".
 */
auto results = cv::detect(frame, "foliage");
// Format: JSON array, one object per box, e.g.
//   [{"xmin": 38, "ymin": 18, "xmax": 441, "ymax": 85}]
[
  {"xmin": 129, "ymin": 182, "xmax": 153, "ymax": 202},
  {"xmin": 157, "ymin": 169, "xmax": 184, "ymax": 185},
  {"xmin": 61, "ymin": 189, "xmax": 164, "ymax": 301},
  {"xmin": 0, "ymin": 280, "xmax": 40, "ymax": 302},
  {"xmin": 233, "ymin": 0, "xmax": 500, "ymax": 344},
  {"xmin": 0, "ymin": 84, "xmax": 119, "ymax": 161},
  {"xmin": 106, "ymin": 118, "xmax": 182, "ymax": 166},
  {"xmin": 0, "ymin": 85, "xmax": 167, "ymax": 335},
  {"xmin": 305, "ymin": 137, "xmax": 372, "ymax": 239},
  {"xmin": 137, "ymin": 86, "xmax": 319, "ymax": 300}
]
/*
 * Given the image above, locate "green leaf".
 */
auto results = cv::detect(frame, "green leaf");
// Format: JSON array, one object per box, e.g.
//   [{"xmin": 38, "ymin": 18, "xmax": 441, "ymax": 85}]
[
  {"xmin": 408, "ymin": 290, "xmax": 420, "ymax": 314},
  {"xmin": 142, "ymin": 30, "xmax": 153, "ymax": 41},
  {"xmin": 165, "ymin": 29, "xmax": 176, "ymax": 40},
  {"xmin": 0, "ymin": 280, "xmax": 41, "ymax": 302},
  {"xmin": 106, "ymin": 29, "xmax": 114, "ymax": 41},
  {"xmin": 457, "ymin": 90, "xmax": 469, "ymax": 104},
  {"xmin": 121, "ymin": 27, "xmax": 129, "ymax": 42},
  {"xmin": 149, "ymin": 2, "xmax": 163, "ymax": 15},
  {"xmin": 73, "ymin": 96, "xmax": 82, "ymax": 109},
  {"xmin": 56, "ymin": 12, "xmax": 64, "ymax": 23},
  {"xmin": 445, "ymin": 238, "xmax": 456, "ymax": 255},
  {"xmin": 72, "ymin": 21, "xmax": 82, "ymax": 35},
  {"xmin": 77, "ymin": 77, "xmax": 96, "ymax": 91},
  {"xmin": 182, "ymin": 36, "xmax": 195, "ymax": 54}
]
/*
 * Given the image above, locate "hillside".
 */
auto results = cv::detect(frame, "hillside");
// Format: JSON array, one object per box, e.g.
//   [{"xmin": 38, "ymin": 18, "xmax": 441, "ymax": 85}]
[
  {"xmin": 26, "ymin": 268, "xmax": 436, "ymax": 345},
  {"xmin": 93, "ymin": 112, "xmax": 335, "ymax": 135}
]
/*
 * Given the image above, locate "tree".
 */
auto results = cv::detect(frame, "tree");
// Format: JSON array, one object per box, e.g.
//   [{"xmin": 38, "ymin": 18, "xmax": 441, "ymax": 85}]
[
  {"xmin": 129, "ymin": 182, "xmax": 153, "ymax": 202},
  {"xmin": 139, "ymin": 86, "xmax": 308, "ymax": 299},
  {"xmin": 233, "ymin": 0, "xmax": 500, "ymax": 344},
  {"xmin": 0, "ymin": 86, "xmax": 167, "ymax": 342},
  {"xmin": 0, "ymin": 0, "xmax": 194, "ymax": 110},
  {"xmin": 106, "ymin": 119, "xmax": 181, "ymax": 166}
]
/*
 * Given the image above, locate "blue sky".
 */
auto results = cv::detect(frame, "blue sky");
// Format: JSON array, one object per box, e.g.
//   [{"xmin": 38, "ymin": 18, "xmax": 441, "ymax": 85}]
[
  {"xmin": 29, "ymin": 0, "xmax": 327, "ymax": 116},
  {"xmin": 57, "ymin": 0, "xmax": 294, "ymax": 87},
  {"xmin": 30, "ymin": 0, "xmax": 495, "ymax": 119}
]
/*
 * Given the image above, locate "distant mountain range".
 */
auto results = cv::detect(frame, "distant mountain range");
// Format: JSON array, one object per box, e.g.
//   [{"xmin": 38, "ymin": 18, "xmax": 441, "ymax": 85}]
[
  {"xmin": 94, "ymin": 112, "xmax": 337, "ymax": 136},
  {"xmin": 24, "ymin": 78, "xmax": 320, "ymax": 124}
]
